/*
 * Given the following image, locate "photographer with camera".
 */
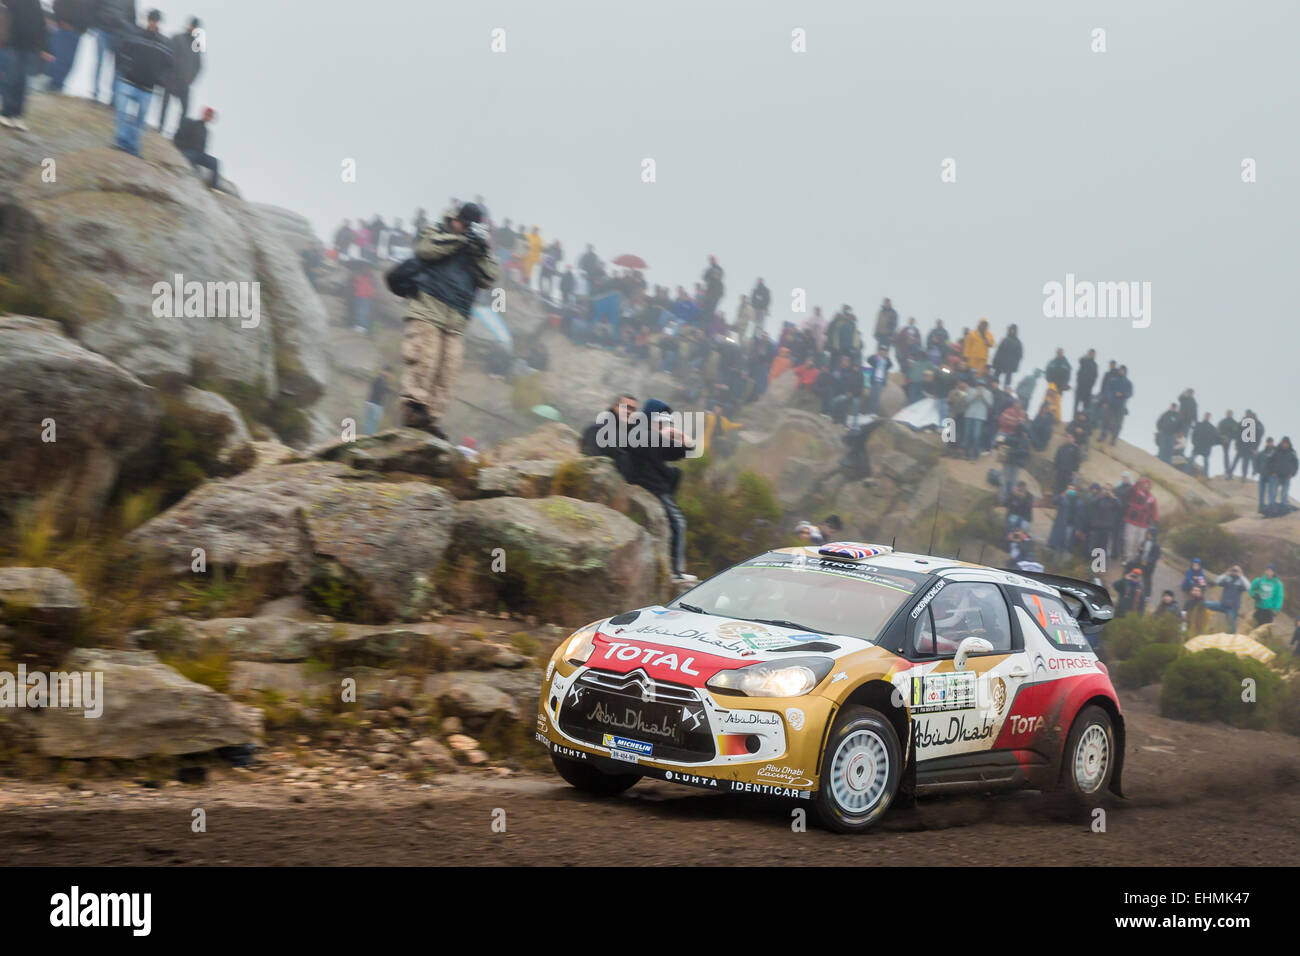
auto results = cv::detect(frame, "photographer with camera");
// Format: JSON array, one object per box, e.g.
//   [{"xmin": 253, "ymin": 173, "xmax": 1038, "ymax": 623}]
[{"xmin": 396, "ymin": 202, "xmax": 499, "ymax": 438}]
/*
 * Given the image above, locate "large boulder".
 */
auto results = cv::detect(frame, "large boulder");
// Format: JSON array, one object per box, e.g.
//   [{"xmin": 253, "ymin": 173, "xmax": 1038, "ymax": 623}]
[
  {"xmin": 0, "ymin": 95, "xmax": 328, "ymax": 426},
  {"xmin": 129, "ymin": 461, "xmax": 456, "ymax": 620},
  {"xmin": 0, "ymin": 567, "xmax": 84, "ymax": 629},
  {"xmin": 34, "ymin": 649, "xmax": 262, "ymax": 759},
  {"xmin": 0, "ymin": 315, "xmax": 161, "ymax": 519},
  {"xmin": 178, "ymin": 385, "xmax": 254, "ymax": 470},
  {"xmin": 308, "ymin": 427, "xmax": 466, "ymax": 480},
  {"xmin": 443, "ymin": 496, "xmax": 660, "ymax": 625}
]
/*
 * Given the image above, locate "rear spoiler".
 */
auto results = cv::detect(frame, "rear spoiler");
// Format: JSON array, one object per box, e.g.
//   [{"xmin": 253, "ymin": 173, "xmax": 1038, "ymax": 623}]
[{"xmin": 1002, "ymin": 569, "xmax": 1114, "ymax": 625}]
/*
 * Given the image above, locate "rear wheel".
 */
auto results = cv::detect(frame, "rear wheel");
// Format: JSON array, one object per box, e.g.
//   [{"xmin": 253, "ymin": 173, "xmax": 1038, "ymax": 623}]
[
  {"xmin": 814, "ymin": 706, "xmax": 901, "ymax": 833},
  {"xmin": 1062, "ymin": 705, "xmax": 1115, "ymax": 800},
  {"xmin": 551, "ymin": 752, "xmax": 641, "ymax": 796}
]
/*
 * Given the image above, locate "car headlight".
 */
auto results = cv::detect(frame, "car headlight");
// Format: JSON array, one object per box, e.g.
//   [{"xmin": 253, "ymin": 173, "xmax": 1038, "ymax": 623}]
[
  {"xmin": 706, "ymin": 657, "xmax": 834, "ymax": 697},
  {"xmin": 564, "ymin": 626, "xmax": 598, "ymax": 665}
]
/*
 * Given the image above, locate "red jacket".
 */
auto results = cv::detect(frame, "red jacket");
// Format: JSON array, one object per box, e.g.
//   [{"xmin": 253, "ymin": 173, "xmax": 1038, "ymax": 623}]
[{"xmin": 1124, "ymin": 481, "xmax": 1158, "ymax": 528}]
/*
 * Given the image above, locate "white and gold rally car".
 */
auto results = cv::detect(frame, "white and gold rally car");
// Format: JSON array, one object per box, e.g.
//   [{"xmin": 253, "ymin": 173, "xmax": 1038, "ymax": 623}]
[{"xmin": 535, "ymin": 543, "xmax": 1124, "ymax": 833}]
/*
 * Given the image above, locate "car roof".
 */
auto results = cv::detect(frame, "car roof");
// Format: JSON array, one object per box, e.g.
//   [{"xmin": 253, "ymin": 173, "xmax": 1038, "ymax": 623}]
[{"xmin": 769, "ymin": 544, "xmax": 1061, "ymax": 596}]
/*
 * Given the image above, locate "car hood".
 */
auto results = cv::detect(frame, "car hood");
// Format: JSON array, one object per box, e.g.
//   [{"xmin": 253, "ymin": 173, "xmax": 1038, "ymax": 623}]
[{"xmin": 592, "ymin": 605, "xmax": 872, "ymax": 666}]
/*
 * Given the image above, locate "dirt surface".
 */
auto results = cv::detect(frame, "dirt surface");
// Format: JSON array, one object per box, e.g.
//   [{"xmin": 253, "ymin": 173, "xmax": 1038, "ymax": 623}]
[{"xmin": 1, "ymin": 694, "xmax": 1296, "ymax": 866}]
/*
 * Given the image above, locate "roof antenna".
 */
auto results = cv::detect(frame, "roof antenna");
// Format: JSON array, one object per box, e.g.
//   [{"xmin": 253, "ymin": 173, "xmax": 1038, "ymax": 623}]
[
  {"xmin": 978, "ymin": 543, "xmax": 986, "ymax": 566},
  {"xmin": 954, "ymin": 545, "xmax": 961, "ymax": 561},
  {"xmin": 891, "ymin": 535, "xmax": 897, "ymax": 551},
  {"xmin": 927, "ymin": 474, "xmax": 944, "ymax": 556}
]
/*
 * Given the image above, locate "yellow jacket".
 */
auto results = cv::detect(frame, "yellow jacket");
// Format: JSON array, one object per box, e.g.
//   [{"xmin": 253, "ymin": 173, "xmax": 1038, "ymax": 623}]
[{"xmin": 962, "ymin": 327, "xmax": 995, "ymax": 372}]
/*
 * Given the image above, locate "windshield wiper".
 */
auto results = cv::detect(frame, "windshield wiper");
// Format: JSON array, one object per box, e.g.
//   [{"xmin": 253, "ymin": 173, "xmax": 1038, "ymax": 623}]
[
  {"xmin": 744, "ymin": 618, "xmax": 827, "ymax": 634},
  {"xmin": 676, "ymin": 603, "xmax": 711, "ymax": 615}
]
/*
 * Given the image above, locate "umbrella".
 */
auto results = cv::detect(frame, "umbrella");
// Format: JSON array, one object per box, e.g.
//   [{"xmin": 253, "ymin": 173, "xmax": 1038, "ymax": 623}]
[
  {"xmin": 612, "ymin": 254, "xmax": 648, "ymax": 269},
  {"xmin": 530, "ymin": 404, "xmax": 563, "ymax": 422},
  {"xmin": 1183, "ymin": 632, "xmax": 1276, "ymax": 664}
]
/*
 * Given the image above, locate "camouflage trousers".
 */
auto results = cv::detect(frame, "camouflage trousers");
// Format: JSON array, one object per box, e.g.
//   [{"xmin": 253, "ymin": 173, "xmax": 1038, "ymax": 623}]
[{"xmin": 400, "ymin": 318, "xmax": 464, "ymax": 423}]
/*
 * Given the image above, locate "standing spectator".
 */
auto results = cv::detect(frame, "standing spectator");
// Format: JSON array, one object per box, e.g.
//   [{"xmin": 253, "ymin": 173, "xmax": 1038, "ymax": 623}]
[
  {"xmin": 1114, "ymin": 567, "xmax": 1146, "ymax": 618},
  {"xmin": 750, "ymin": 278, "xmax": 771, "ymax": 329},
  {"xmin": 962, "ymin": 378, "xmax": 992, "ymax": 460},
  {"xmin": 1176, "ymin": 388, "xmax": 1198, "ymax": 435},
  {"xmin": 46, "ymin": 0, "xmax": 92, "ymax": 94},
  {"xmin": 1099, "ymin": 365, "xmax": 1132, "ymax": 444},
  {"xmin": 874, "ymin": 298, "xmax": 899, "ymax": 353},
  {"xmin": 1048, "ymin": 482, "xmax": 1083, "ymax": 556},
  {"xmin": 362, "ymin": 366, "xmax": 393, "ymax": 435},
  {"xmin": 1180, "ymin": 557, "xmax": 1209, "ymax": 599},
  {"xmin": 961, "ymin": 319, "xmax": 995, "ymax": 376},
  {"xmin": 0, "ymin": 0, "xmax": 48, "ymax": 131},
  {"xmin": 1267, "ymin": 436, "xmax": 1297, "ymax": 515},
  {"xmin": 864, "ymin": 344, "xmax": 891, "ymax": 415},
  {"xmin": 522, "ymin": 226, "xmax": 543, "ymax": 286},
  {"xmin": 1205, "ymin": 565, "xmax": 1251, "ymax": 633},
  {"xmin": 578, "ymin": 243, "xmax": 602, "ymax": 289},
  {"xmin": 1135, "ymin": 526, "xmax": 1161, "ymax": 587},
  {"xmin": 90, "ymin": 0, "xmax": 136, "ymax": 106},
  {"xmin": 172, "ymin": 106, "xmax": 219, "ymax": 186},
  {"xmin": 990, "ymin": 324, "xmax": 1022, "ymax": 387},
  {"xmin": 332, "ymin": 219, "xmax": 355, "ymax": 257},
  {"xmin": 632, "ymin": 398, "xmax": 697, "ymax": 584},
  {"xmin": 1005, "ymin": 480, "xmax": 1034, "ymax": 533},
  {"xmin": 1015, "ymin": 368, "xmax": 1041, "ymax": 414},
  {"xmin": 824, "ymin": 305, "xmax": 862, "ymax": 366},
  {"xmin": 1000, "ymin": 421, "xmax": 1031, "ymax": 503},
  {"xmin": 732, "ymin": 294, "xmax": 755, "ymax": 341},
  {"xmin": 559, "ymin": 266, "xmax": 576, "ymax": 306},
  {"xmin": 1074, "ymin": 349, "xmax": 1098, "ymax": 418},
  {"xmin": 1256, "ymin": 437, "xmax": 1277, "ymax": 514},
  {"xmin": 1085, "ymin": 484, "xmax": 1122, "ymax": 563},
  {"xmin": 351, "ymin": 267, "xmax": 376, "ymax": 332},
  {"xmin": 1190, "ymin": 412, "xmax": 1219, "ymax": 476},
  {"xmin": 1214, "ymin": 410, "xmax": 1238, "ymax": 476},
  {"xmin": 1230, "ymin": 408, "xmax": 1263, "ymax": 480},
  {"xmin": 1249, "ymin": 565, "xmax": 1284, "ymax": 629},
  {"xmin": 1121, "ymin": 477, "xmax": 1158, "ymax": 562},
  {"xmin": 399, "ymin": 202, "xmax": 499, "ymax": 437},
  {"xmin": 926, "ymin": 319, "xmax": 949, "ymax": 357},
  {"xmin": 1112, "ymin": 472, "xmax": 1134, "ymax": 557},
  {"xmin": 159, "ymin": 15, "xmax": 202, "ymax": 132},
  {"xmin": 1052, "ymin": 431, "xmax": 1081, "ymax": 493},
  {"xmin": 1044, "ymin": 348, "xmax": 1072, "ymax": 395},
  {"xmin": 1155, "ymin": 402, "xmax": 1181, "ymax": 463},
  {"xmin": 110, "ymin": 10, "xmax": 173, "ymax": 156},
  {"xmin": 1152, "ymin": 590, "xmax": 1185, "ymax": 624},
  {"xmin": 699, "ymin": 255, "xmax": 725, "ymax": 324}
]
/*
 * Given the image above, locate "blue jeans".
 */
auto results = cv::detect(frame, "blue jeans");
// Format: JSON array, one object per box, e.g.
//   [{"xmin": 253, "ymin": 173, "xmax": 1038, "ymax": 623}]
[
  {"xmin": 963, "ymin": 417, "xmax": 984, "ymax": 458},
  {"xmin": 363, "ymin": 401, "xmax": 383, "ymax": 436},
  {"xmin": 0, "ymin": 48, "xmax": 40, "ymax": 118},
  {"xmin": 113, "ymin": 79, "xmax": 154, "ymax": 155},
  {"xmin": 657, "ymin": 492, "xmax": 688, "ymax": 576},
  {"xmin": 1202, "ymin": 601, "xmax": 1238, "ymax": 631},
  {"xmin": 46, "ymin": 28, "xmax": 83, "ymax": 92},
  {"xmin": 1259, "ymin": 475, "xmax": 1272, "ymax": 511},
  {"xmin": 352, "ymin": 297, "xmax": 372, "ymax": 331},
  {"xmin": 92, "ymin": 30, "xmax": 119, "ymax": 103}
]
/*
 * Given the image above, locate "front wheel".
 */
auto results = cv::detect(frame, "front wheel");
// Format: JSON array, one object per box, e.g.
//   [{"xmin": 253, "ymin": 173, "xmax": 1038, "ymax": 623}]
[
  {"xmin": 1061, "ymin": 704, "xmax": 1115, "ymax": 800},
  {"xmin": 551, "ymin": 752, "xmax": 641, "ymax": 796},
  {"xmin": 814, "ymin": 706, "xmax": 901, "ymax": 833}
]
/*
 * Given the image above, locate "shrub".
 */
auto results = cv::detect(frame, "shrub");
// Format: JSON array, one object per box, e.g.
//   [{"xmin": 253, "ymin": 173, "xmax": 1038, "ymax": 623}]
[
  {"xmin": 677, "ymin": 457, "xmax": 784, "ymax": 575},
  {"xmin": 1279, "ymin": 680, "xmax": 1300, "ymax": 737},
  {"xmin": 1167, "ymin": 520, "xmax": 1243, "ymax": 573},
  {"xmin": 1159, "ymin": 649, "xmax": 1280, "ymax": 729},
  {"xmin": 1113, "ymin": 641, "xmax": 1182, "ymax": 689},
  {"xmin": 1099, "ymin": 611, "xmax": 1184, "ymax": 663}
]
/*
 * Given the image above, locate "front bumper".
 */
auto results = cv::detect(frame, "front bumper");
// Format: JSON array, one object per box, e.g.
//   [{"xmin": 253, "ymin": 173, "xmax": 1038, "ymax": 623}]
[{"xmin": 536, "ymin": 660, "xmax": 836, "ymax": 799}]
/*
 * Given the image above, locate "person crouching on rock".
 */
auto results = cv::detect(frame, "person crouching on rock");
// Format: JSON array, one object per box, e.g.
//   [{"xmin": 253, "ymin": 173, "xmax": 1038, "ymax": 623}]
[
  {"xmin": 580, "ymin": 394, "xmax": 697, "ymax": 584},
  {"xmin": 400, "ymin": 201, "xmax": 499, "ymax": 438}
]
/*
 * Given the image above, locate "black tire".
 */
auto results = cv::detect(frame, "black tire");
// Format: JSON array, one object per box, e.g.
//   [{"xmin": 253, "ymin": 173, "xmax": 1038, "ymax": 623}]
[
  {"xmin": 551, "ymin": 752, "xmax": 641, "ymax": 796},
  {"xmin": 1060, "ymin": 704, "xmax": 1115, "ymax": 801},
  {"xmin": 814, "ymin": 705, "xmax": 902, "ymax": 833}
]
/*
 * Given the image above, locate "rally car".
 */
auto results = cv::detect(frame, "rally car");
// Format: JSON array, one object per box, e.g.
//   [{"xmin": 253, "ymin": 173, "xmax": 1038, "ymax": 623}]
[{"xmin": 535, "ymin": 543, "xmax": 1124, "ymax": 833}]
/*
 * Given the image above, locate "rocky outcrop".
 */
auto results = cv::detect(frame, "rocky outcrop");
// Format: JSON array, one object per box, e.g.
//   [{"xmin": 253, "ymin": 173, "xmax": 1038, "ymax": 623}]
[
  {"xmin": 444, "ymin": 496, "xmax": 660, "ymax": 625},
  {"xmin": 0, "ymin": 95, "xmax": 328, "ymax": 433},
  {"xmin": 0, "ymin": 315, "xmax": 161, "ymax": 520},
  {"xmin": 178, "ymin": 385, "xmax": 254, "ymax": 469},
  {"xmin": 0, "ymin": 567, "xmax": 84, "ymax": 634},
  {"xmin": 34, "ymin": 649, "xmax": 262, "ymax": 759},
  {"xmin": 129, "ymin": 460, "xmax": 456, "ymax": 619}
]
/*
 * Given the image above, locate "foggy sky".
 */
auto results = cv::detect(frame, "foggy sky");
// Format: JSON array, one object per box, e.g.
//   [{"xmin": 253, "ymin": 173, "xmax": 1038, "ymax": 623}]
[{"xmin": 62, "ymin": 0, "xmax": 1299, "ymax": 460}]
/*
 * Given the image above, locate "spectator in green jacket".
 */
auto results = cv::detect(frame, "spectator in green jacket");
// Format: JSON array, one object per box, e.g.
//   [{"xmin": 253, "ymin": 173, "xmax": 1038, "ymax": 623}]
[{"xmin": 1249, "ymin": 565, "xmax": 1284, "ymax": 628}]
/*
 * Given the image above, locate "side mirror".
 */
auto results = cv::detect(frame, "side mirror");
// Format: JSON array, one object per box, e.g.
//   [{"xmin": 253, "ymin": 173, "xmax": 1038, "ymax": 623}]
[{"xmin": 954, "ymin": 636, "xmax": 994, "ymax": 669}]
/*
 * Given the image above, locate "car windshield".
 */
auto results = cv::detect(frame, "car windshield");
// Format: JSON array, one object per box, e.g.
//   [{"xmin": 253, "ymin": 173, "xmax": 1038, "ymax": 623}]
[{"xmin": 672, "ymin": 553, "xmax": 928, "ymax": 642}]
